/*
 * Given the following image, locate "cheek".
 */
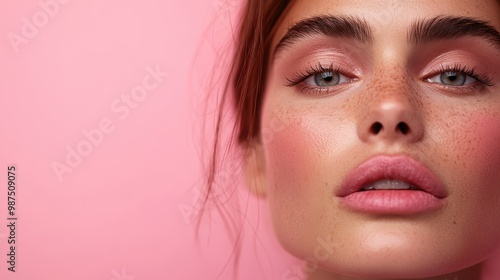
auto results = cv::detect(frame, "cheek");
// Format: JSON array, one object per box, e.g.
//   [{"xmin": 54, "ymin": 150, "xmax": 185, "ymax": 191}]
[
  {"xmin": 465, "ymin": 115, "xmax": 500, "ymax": 218},
  {"xmin": 474, "ymin": 116, "xmax": 500, "ymax": 169},
  {"xmin": 263, "ymin": 109, "xmax": 354, "ymax": 199},
  {"xmin": 459, "ymin": 115, "xmax": 500, "ymax": 182},
  {"xmin": 261, "ymin": 109, "xmax": 351, "ymax": 250},
  {"xmin": 434, "ymin": 109, "xmax": 500, "ymax": 189},
  {"xmin": 445, "ymin": 113, "xmax": 500, "ymax": 247},
  {"xmin": 264, "ymin": 116, "xmax": 322, "ymax": 198},
  {"xmin": 262, "ymin": 116, "xmax": 322, "ymax": 252}
]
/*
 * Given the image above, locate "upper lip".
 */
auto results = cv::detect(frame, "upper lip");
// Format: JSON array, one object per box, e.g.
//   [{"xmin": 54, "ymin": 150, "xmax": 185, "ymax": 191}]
[{"xmin": 336, "ymin": 154, "xmax": 448, "ymax": 198}]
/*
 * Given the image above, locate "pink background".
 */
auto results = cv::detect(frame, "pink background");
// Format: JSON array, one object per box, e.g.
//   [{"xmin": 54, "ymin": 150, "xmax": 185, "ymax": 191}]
[
  {"xmin": 0, "ymin": 1, "xmax": 498, "ymax": 280},
  {"xmin": 0, "ymin": 0, "xmax": 297, "ymax": 279}
]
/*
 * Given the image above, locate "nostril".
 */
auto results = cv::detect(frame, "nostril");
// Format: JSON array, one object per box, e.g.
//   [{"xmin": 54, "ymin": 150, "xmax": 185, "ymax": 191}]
[
  {"xmin": 397, "ymin": 122, "xmax": 410, "ymax": 134},
  {"xmin": 370, "ymin": 122, "xmax": 383, "ymax": 134}
]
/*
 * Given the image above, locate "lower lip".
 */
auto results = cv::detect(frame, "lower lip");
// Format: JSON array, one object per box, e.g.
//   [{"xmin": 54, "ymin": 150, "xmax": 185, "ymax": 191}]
[{"xmin": 340, "ymin": 190, "xmax": 445, "ymax": 214}]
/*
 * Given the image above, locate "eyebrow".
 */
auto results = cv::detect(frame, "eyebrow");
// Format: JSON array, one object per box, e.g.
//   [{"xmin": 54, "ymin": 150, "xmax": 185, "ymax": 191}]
[
  {"xmin": 274, "ymin": 15, "xmax": 500, "ymax": 56},
  {"xmin": 274, "ymin": 15, "xmax": 373, "ymax": 55},
  {"xmin": 409, "ymin": 16, "xmax": 500, "ymax": 49}
]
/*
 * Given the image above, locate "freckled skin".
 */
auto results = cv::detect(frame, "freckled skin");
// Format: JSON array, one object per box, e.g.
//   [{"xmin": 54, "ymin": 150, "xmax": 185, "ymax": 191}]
[{"xmin": 251, "ymin": 0, "xmax": 500, "ymax": 279}]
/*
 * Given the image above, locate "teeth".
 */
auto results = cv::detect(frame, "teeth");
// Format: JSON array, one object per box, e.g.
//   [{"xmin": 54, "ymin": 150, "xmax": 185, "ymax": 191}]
[{"xmin": 362, "ymin": 180, "xmax": 418, "ymax": 191}]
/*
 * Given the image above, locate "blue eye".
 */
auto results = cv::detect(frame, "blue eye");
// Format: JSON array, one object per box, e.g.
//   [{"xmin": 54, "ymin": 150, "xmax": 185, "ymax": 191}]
[
  {"xmin": 427, "ymin": 71, "xmax": 477, "ymax": 86},
  {"xmin": 304, "ymin": 71, "xmax": 351, "ymax": 87},
  {"xmin": 285, "ymin": 62, "xmax": 354, "ymax": 91},
  {"xmin": 425, "ymin": 65, "xmax": 494, "ymax": 89}
]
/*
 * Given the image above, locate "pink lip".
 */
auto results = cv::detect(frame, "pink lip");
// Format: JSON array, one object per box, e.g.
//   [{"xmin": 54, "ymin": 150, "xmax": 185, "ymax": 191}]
[{"xmin": 336, "ymin": 155, "xmax": 447, "ymax": 214}]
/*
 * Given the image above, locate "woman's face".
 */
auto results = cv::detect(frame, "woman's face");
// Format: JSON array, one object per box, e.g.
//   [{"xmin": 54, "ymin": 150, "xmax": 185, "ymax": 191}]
[{"xmin": 249, "ymin": 0, "xmax": 500, "ymax": 278}]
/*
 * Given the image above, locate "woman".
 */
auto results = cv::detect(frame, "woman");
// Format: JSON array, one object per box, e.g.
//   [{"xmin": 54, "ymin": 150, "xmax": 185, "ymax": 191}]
[{"xmin": 206, "ymin": 0, "xmax": 500, "ymax": 279}]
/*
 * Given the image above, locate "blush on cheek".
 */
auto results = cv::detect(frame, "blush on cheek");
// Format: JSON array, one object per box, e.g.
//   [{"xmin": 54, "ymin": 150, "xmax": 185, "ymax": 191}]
[
  {"xmin": 460, "ymin": 115, "xmax": 500, "ymax": 250},
  {"xmin": 264, "ymin": 112, "xmax": 334, "ymax": 196},
  {"xmin": 265, "ymin": 121, "xmax": 315, "ymax": 187},
  {"xmin": 467, "ymin": 116, "xmax": 500, "ymax": 176},
  {"xmin": 264, "ymin": 111, "xmax": 353, "ymax": 197}
]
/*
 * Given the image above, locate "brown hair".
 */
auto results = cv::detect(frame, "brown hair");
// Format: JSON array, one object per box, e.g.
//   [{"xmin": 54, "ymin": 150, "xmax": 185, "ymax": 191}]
[
  {"xmin": 199, "ymin": 0, "xmax": 292, "ymax": 277},
  {"xmin": 205, "ymin": 0, "xmax": 292, "ymax": 205}
]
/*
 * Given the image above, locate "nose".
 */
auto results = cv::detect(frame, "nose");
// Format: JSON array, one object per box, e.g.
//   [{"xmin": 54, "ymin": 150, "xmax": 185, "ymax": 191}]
[{"xmin": 357, "ymin": 87, "xmax": 424, "ymax": 144}]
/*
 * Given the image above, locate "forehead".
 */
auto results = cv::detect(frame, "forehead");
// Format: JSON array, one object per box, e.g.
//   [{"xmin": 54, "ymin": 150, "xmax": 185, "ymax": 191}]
[{"xmin": 272, "ymin": 0, "xmax": 500, "ymax": 48}]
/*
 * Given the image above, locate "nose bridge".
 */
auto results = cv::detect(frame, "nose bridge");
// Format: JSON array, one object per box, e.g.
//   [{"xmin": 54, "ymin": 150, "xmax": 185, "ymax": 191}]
[
  {"xmin": 371, "ymin": 72, "xmax": 415, "ymax": 117},
  {"xmin": 357, "ymin": 67, "xmax": 424, "ymax": 144},
  {"xmin": 371, "ymin": 80, "xmax": 412, "ymax": 107}
]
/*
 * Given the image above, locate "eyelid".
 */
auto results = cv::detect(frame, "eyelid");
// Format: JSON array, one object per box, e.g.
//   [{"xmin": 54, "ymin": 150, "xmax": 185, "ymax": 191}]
[
  {"xmin": 285, "ymin": 67, "xmax": 358, "ymax": 95},
  {"xmin": 426, "ymin": 72, "xmax": 477, "ymax": 86},
  {"xmin": 422, "ymin": 64, "xmax": 495, "ymax": 87},
  {"xmin": 303, "ymin": 71, "xmax": 351, "ymax": 87},
  {"xmin": 285, "ymin": 62, "xmax": 357, "ymax": 88}
]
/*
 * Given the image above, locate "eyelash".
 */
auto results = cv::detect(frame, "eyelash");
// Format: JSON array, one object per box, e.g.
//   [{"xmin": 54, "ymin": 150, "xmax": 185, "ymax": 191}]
[
  {"xmin": 285, "ymin": 63, "xmax": 354, "ymax": 94},
  {"xmin": 285, "ymin": 63, "xmax": 495, "ymax": 94},
  {"xmin": 424, "ymin": 64, "xmax": 495, "ymax": 90}
]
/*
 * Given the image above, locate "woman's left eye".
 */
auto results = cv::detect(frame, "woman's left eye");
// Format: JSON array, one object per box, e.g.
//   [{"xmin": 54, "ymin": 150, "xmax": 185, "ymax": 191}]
[
  {"xmin": 304, "ymin": 71, "xmax": 351, "ymax": 87},
  {"xmin": 426, "ymin": 71, "xmax": 477, "ymax": 86}
]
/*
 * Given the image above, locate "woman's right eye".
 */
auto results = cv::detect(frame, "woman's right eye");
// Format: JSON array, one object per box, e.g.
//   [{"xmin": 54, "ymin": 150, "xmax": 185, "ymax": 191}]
[
  {"xmin": 285, "ymin": 63, "xmax": 358, "ymax": 94},
  {"xmin": 304, "ymin": 71, "xmax": 351, "ymax": 87}
]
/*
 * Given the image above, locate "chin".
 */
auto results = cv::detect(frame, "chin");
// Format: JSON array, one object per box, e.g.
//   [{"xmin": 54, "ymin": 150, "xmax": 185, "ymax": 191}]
[
  {"xmin": 322, "ymin": 254, "xmax": 472, "ymax": 279},
  {"xmin": 281, "ymin": 222, "xmax": 493, "ymax": 280},
  {"xmin": 313, "ymin": 232, "xmax": 487, "ymax": 279}
]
